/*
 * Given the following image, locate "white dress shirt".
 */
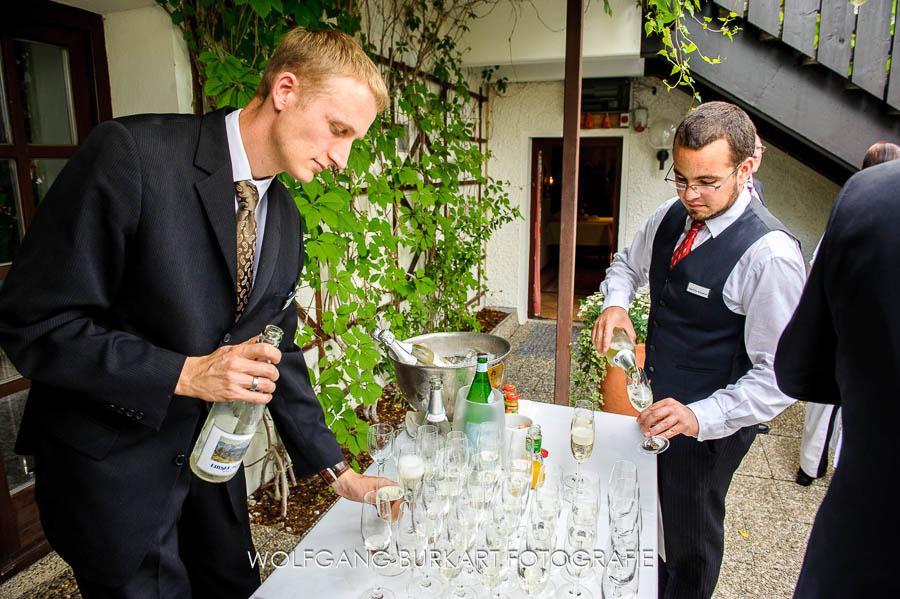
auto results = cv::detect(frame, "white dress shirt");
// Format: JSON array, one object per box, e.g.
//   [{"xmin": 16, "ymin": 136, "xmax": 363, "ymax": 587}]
[
  {"xmin": 225, "ymin": 109, "xmax": 273, "ymax": 284},
  {"xmin": 599, "ymin": 188, "xmax": 807, "ymax": 441}
]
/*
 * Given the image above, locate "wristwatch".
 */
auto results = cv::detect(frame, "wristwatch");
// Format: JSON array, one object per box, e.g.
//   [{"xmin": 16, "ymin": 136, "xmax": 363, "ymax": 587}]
[{"xmin": 318, "ymin": 459, "xmax": 350, "ymax": 485}]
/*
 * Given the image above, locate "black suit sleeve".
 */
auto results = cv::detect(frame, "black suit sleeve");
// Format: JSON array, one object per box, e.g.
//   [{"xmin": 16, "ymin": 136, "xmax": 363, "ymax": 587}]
[
  {"xmin": 0, "ymin": 121, "xmax": 186, "ymax": 430},
  {"xmin": 774, "ymin": 189, "xmax": 841, "ymax": 406},
  {"xmin": 259, "ymin": 204, "xmax": 343, "ymax": 474}
]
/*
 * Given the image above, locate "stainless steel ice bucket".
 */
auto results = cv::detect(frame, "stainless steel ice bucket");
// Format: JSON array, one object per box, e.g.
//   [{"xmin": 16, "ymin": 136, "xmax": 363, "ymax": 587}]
[{"xmin": 388, "ymin": 332, "xmax": 512, "ymax": 421}]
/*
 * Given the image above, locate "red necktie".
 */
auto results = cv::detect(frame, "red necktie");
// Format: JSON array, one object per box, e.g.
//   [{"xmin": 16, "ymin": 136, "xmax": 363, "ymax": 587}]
[{"xmin": 671, "ymin": 220, "xmax": 704, "ymax": 269}]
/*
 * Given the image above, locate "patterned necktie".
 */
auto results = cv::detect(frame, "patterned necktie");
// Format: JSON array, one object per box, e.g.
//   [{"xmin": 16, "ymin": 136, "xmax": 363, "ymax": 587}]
[
  {"xmin": 670, "ymin": 220, "xmax": 704, "ymax": 269},
  {"xmin": 235, "ymin": 180, "xmax": 259, "ymax": 321}
]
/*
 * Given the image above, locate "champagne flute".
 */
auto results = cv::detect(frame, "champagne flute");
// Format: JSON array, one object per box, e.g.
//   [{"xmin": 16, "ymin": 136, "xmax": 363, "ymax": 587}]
[
  {"xmin": 359, "ymin": 490, "xmax": 395, "ymax": 599},
  {"xmin": 436, "ymin": 530, "xmax": 477, "ymax": 599},
  {"xmin": 398, "ymin": 442, "xmax": 426, "ymax": 503},
  {"xmin": 558, "ymin": 474, "xmax": 599, "ymax": 599},
  {"xmin": 565, "ymin": 400, "xmax": 595, "ymax": 491},
  {"xmin": 626, "ymin": 379, "xmax": 669, "ymax": 454},
  {"xmin": 515, "ymin": 535, "xmax": 553, "ymax": 599},
  {"xmin": 367, "ymin": 423, "xmax": 395, "ymax": 478},
  {"xmin": 477, "ymin": 522, "xmax": 513, "ymax": 599}
]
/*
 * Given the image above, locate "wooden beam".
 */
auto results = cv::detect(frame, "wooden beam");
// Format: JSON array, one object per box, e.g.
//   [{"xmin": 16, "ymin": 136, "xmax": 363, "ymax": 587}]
[{"xmin": 553, "ymin": 0, "xmax": 583, "ymax": 407}]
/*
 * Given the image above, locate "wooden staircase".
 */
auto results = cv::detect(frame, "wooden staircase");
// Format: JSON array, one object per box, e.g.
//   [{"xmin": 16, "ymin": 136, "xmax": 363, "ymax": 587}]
[{"xmin": 642, "ymin": 0, "xmax": 900, "ymax": 183}]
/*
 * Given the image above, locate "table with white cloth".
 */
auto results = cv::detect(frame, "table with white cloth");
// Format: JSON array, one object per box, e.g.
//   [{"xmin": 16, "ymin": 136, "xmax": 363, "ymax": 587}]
[{"xmin": 252, "ymin": 399, "xmax": 658, "ymax": 599}]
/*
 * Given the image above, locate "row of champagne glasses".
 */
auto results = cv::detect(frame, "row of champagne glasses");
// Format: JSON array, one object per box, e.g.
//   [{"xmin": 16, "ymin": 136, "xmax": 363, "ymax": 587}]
[{"xmin": 363, "ymin": 411, "xmax": 642, "ymax": 598}]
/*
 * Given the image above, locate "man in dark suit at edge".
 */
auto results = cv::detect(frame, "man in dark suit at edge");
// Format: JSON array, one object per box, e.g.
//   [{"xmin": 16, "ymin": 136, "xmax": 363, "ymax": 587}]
[
  {"xmin": 0, "ymin": 29, "xmax": 393, "ymax": 598},
  {"xmin": 591, "ymin": 102, "xmax": 806, "ymax": 599},
  {"xmin": 775, "ymin": 160, "xmax": 900, "ymax": 597}
]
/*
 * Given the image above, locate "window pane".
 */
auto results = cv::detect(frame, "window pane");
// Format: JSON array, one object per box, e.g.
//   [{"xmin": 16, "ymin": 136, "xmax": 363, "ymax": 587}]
[
  {"xmin": 30, "ymin": 158, "xmax": 67, "ymax": 205},
  {"xmin": 0, "ymin": 160, "xmax": 22, "ymax": 264},
  {"xmin": 1, "ymin": 387, "xmax": 34, "ymax": 494},
  {"xmin": 0, "ymin": 50, "xmax": 11, "ymax": 145},
  {"xmin": 14, "ymin": 39, "xmax": 77, "ymax": 146}
]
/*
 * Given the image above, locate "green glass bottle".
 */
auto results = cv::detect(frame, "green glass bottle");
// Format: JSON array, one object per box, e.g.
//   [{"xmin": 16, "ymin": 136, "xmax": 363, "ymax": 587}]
[{"xmin": 465, "ymin": 352, "xmax": 493, "ymax": 404}]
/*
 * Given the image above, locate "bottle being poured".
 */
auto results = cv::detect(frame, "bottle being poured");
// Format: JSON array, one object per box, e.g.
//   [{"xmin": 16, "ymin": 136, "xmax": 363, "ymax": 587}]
[
  {"xmin": 370, "ymin": 328, "xmax": 451, "ymax": 367},
  {"xmin": 604, "ymin": 328, "xmax": 669, "ymax": 454}
]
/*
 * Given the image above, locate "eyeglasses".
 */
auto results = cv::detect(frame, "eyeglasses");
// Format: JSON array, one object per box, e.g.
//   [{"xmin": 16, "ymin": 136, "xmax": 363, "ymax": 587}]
[{"xmin": 664, "ymin": 163, "xmax": 741, "ymax": 194}]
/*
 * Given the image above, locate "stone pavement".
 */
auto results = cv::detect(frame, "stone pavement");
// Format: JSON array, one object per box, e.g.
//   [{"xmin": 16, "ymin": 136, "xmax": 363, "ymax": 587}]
[{"xmin": 1, "ymin": 312, "xmax": 832, "ymax": 599}]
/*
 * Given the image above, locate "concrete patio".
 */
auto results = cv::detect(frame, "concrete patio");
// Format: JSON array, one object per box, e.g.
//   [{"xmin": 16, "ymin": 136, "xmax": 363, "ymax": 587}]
[{"xmin": 0, "ymin": 312, "xmax": 832, "ymax": 599}]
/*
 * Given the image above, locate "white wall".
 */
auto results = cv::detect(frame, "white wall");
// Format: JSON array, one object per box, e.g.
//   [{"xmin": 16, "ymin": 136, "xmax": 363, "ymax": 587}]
[
  {"xmin": 56, "ymin": 1, "xmax": 193, "ymax": 116},
  {"xmin": 483, "ymin": 77, "xmax": 840, "ymax": 322},
  {"xmin": 461, "ymin": 0, "xmax": 644, "ymax": 81},
  {"xmin": 103, "ymin": 5, "xmax": 194, "ymax": 116}
]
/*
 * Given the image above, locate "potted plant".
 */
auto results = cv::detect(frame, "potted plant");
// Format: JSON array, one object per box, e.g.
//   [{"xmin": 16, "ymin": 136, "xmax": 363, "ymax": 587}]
[{"xmin": 571, "ymin": 289, "xmax": 651, "ymax": 414}]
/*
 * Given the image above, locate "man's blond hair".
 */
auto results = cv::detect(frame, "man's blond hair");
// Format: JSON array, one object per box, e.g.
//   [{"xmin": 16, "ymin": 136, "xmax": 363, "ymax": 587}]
[{"xmin": 254, "ymin": 28, "xmax": 388, "ymax": 112}]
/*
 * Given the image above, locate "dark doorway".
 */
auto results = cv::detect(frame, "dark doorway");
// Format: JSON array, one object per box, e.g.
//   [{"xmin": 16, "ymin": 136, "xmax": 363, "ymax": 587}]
[{"xmin": 528, "ymin": 137, "xmax": 622, "ymax": 319}]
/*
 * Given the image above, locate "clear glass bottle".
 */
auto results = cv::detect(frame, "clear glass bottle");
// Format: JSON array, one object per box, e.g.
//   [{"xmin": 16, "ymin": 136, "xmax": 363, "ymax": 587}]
[
  {"xmin": 189, "ymin": 325, "xmax": 283, "ymax": 483},
  {"xmin": 605, "ymin": 328, "xmax": 640, "ymax": 379},
  {"xmin": 370, "ymin": 328, "xmax": 418, "ymax": 366},
  {"xmin": 371, "ymin": 328, "xmax": 449, "ymax": 367},
  {"xmin": 465, "ymin": 353, "xmax": 493, "ymax": 404},
  {"xmin": 425, "ymin": 376, "xmax": 451, "ymax": 435}
]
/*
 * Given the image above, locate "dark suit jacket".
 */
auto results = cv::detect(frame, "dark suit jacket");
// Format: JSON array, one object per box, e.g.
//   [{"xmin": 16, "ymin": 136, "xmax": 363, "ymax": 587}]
[
  {"xmin": 752, "ymin": 176, "xmax": 765, "ymax": 204},
  {"xmin": 0, "ymin": 108, "xmax": 344, "ymax": 585},
  {"xmin": 775, "ymin": 160, "xmax": 900, "ymax": 597}
]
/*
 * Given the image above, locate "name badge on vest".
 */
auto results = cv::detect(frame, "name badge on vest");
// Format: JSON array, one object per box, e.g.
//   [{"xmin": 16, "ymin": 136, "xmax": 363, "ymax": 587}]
[{"xmin": 686, "ymin": 282, "xmax": 710, "ymax": 299}]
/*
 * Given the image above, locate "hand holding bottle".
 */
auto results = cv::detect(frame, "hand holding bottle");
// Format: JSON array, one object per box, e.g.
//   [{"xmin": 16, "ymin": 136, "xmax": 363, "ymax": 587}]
[
  {"xmin": 175, "ymin": 336, "xmax": 281, "ymax": 404},
  {"xmin": 590, "ymin": 305, "xmax": 636, "ymax": 356}
]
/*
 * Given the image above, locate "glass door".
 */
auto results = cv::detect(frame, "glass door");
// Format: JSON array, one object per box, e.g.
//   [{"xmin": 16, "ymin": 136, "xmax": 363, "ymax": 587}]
[{"xmin": 1, "ymin": 3, "xmax": 111, "ymax": 580}]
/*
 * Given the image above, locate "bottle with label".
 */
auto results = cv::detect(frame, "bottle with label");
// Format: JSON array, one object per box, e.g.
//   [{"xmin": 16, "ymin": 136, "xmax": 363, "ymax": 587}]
[
  {"xmin": 425, "ymin": 376, "xmax": 451, "ymax": 435},
  {"xmin": 465, "ymin": 353, "xmax": 494, "ymax": 404},
  {"xmin": 189, "ymin": 325, "xmax": 283, "ymax": 483}
]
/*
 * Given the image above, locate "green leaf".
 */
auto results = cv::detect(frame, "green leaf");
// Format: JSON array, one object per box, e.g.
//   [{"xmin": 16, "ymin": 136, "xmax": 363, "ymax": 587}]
[{"xmin": 249, "ymin": 0, "xmax": 272, "ymax": 18}]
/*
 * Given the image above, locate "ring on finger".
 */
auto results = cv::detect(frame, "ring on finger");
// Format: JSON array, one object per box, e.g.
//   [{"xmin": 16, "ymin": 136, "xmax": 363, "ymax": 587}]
[{"xmin": 250, "ymin": 376, "xmax": 259, "ymax": 392}]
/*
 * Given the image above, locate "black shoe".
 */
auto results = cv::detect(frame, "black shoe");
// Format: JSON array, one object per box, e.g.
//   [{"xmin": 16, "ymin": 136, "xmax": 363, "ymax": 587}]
[
  {"xmin": 757, "ymin": 423, "xmax": 770, "ymax": 434},
  {"xmin": 796, "ymin": 468, "xmax": 816, "ymax": 487}
]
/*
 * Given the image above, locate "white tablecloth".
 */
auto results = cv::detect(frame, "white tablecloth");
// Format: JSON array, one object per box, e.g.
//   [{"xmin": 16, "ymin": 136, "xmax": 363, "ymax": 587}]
[{"xmin": 252, "ymin": 400, "xmax": 657, "ymax": 598}]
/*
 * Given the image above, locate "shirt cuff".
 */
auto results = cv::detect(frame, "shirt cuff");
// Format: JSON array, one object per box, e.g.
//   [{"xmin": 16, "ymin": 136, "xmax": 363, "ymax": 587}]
[
  {"xmin": 686, "ymin": 399, "xmax": 727, "ymax": 442},
  {"xmin": 601, "ymin": 292, "xmax": 632, "ymax": 313}
]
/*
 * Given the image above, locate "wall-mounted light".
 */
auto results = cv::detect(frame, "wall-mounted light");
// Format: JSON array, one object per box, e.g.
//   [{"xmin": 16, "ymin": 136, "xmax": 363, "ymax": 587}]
[
  {"xmin": 632, "ymin": 107, "xmax": 648, "ymax": 132},
  {"xmin": 648, "ymin": 119, "xmax": 678, "ymax": 170}
]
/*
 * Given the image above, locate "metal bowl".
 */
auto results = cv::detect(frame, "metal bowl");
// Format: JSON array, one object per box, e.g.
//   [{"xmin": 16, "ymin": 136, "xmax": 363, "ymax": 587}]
[{"xmin": 388, "ymin": 332, "xmax": 512, "ymax": 421}]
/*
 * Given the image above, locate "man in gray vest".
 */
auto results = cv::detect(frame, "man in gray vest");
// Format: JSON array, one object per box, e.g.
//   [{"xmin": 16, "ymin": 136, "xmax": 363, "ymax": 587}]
[{"xmin": 591, "ymin": 102, "xmax": 806, "ymax": 599}]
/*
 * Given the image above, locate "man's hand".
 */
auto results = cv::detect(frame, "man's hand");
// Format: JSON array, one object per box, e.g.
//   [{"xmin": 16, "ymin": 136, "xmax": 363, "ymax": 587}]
[
  {"xmin": 591, "ymin": 306, "xmax": 637, "ymax": 355},
  {"xmin": 331, "ymin": 469, "xmax": 398, "ymax": 503},
  {"xmin": 174, "ymin": 337, "xmax": 281, "ymax": 404},
  {"xmin": 636, "ymin": 398, "xmax": 699, "ymax": 440}
]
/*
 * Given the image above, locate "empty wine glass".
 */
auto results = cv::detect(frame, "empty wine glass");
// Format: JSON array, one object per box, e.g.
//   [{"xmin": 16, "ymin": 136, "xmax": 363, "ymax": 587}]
[
  {"xmin": 398, "ymin": 500, "xmax": 446, "ymax": 598},
  {"xmin": 359, "ymin": 490, "xmax": 395, "ymax": 599},
  {"xmin": 477, "ymin": 522, "xmax": 513, "ymax": 599},
  {"xmin": 367, "ymin": 423, "xmax": 395, "ymax": 478},
  {"xmin": 515, "ymin": 534, "xmax": 553, "ymax": 599},
  {"xmin": 435, "ymin": 531, "xmax": 476, "ymax": 599},
  {"xmin": 557, "ymin": 490, "xmax": 598, "ymax": 599}
]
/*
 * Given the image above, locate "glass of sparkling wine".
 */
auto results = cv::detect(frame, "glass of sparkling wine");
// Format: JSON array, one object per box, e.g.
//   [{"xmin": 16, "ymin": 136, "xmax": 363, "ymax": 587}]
[
  {"xmin": 566, "ymin": 400, "xmax": 595, "ymax": 490},
  {"xmin": 398, "ymin": 442, "xmax": 426, "ymax": 502},
  {"xmin": 626, "ymin": 375, "xmax": 669, "ymax": 454},
  {"xmin": 368, "ymin": 423, "xmax": 395, "ymax": 478},
  {"xmin": 360, "ymin": 490, "xmax": 395, "ymax": 599}
]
